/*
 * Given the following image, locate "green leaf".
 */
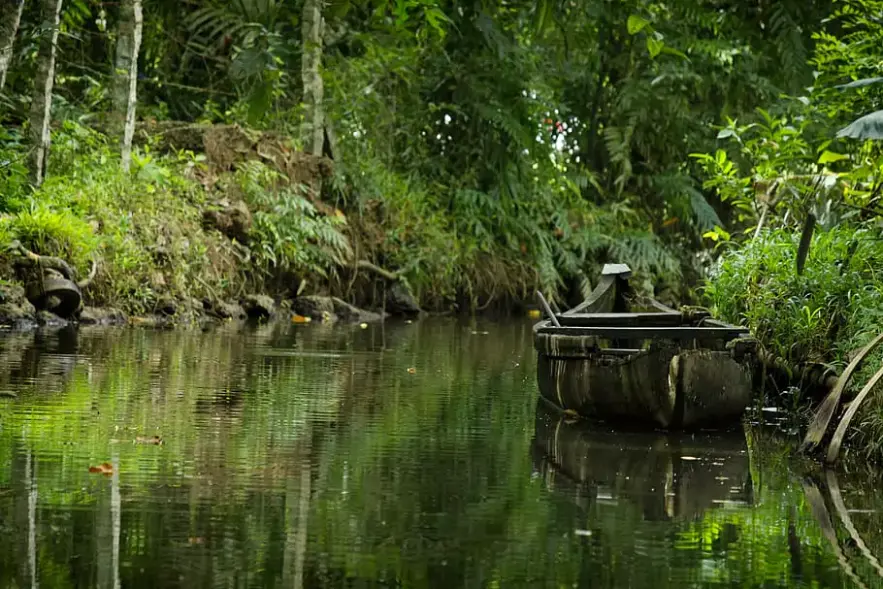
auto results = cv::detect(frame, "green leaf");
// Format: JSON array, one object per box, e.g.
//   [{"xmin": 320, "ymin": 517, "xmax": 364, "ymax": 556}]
[
  {"xmin": 835, "ymin": 77, "xmax": 883, "ymax": 90},
  {"xmin": 717, "ymin": 129, "xmax": 736, "ymax": 139},
  {"xmin": 647, "ymin": 38, "xmax": 664, "ymax": 58},
  {"xmin": 818, "ymin": 150, "xmax": 849, "ymax": 164},
  {"xmin": 660, "ymin": 46, "xmax": 689, "ymax": 60},
  {"xmin": 627, "ymin": 15, "xmax": 650, "ymax": 35},
  {"xmin": 836, "ymin": 110, "xmax": 883, "ymax": 140}
]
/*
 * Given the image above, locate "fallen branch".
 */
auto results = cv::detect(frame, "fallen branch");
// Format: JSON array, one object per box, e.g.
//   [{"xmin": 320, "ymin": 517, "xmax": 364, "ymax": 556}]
[
  {"xmin": 757, "ymin": 347, "xmax": 839, "ymax": 391},
  {"xmin": 800, "ymin": 331, "xmax": 883, "ymax": 455},
  {"xmin": 825, "ymin": 363, "xmax": 883, "ymax": 464},
  {"xmin": 356, "ymin": 259, "xmax": 400, "ymax": 282},
  {"xmin": 8, "ymin": 240, "xmax": 77, "ymax": 281},
  {"xmin": 77, "ymin": 260, "xmax": 98, "ymax": 289}
]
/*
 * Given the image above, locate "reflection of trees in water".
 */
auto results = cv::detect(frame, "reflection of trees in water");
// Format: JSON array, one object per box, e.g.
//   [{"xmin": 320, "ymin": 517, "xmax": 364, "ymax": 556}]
[
  {"xmin": 0, "ymin": 319, "xmax": 871, "ymax": 588},
  {"xmin": 531, "ymin": 400, "xmax": 754, "ymax": 522},
  {"xmin": 530, "ymin": 406, "xmax": 861, "ymax": 588}
]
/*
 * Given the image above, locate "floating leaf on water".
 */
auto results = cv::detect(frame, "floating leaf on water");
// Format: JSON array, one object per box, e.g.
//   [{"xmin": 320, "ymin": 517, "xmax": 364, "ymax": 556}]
[
  {"xmin": 527, "ymin": 309, "xmax": 541, "ymax": 319},
  {"xmin": 407, "ymin": 367, "xmax": 416, "ymax": 374},
  {"xmin": 188, "ymin": 537, "xmax": 205, "ymax": 545},
  {"xmin": 89, "ymin": 462, "xmax": 114, "ymax": 475},
  {"xmin": 680, "ymin": 456, "xmax": 699, "ymax": 461},
  {"xmin": 291, "ymin": 314, "xmax": 312, "ymax": 324},
  {"xmin": 471, "ymin": 331, "xmax": 489, "ymax": 335},
  {"xmin": 574, "ymin": 529, "xmax": 592, "ymax": 537},
  {"xmin": 360, "ymin": 323, "xmax": 368, "ymax": 329},
  {"xmin": 135, "ymin": 435, "xmax": 163, "ymax": 445}
]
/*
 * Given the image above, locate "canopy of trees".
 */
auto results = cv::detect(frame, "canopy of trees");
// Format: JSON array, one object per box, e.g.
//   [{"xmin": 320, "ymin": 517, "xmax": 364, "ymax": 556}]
[{"xmin": 0, "ymin": 0, "xmax": 880, "ymax": 310}]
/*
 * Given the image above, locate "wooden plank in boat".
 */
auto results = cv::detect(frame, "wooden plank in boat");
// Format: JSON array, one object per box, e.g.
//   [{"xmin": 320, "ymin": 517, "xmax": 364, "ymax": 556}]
[
  {"xmin": 536, "ymin": 325, "xmax": 749, "ymax": 341},
  {"xmin": 555, "ymin": 312, "xmax": 683, "ymax": 327}
]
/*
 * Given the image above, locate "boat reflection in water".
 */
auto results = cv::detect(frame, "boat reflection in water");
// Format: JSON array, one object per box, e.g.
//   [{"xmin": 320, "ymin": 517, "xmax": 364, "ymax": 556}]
[{"xmin": 531, "ymin": 400, "xmax": 754, "ymax": 521}]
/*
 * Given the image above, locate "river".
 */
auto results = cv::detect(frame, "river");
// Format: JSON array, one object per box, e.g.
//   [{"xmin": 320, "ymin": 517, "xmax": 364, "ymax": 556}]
[{"xmin": 0, "ymin": 318, "xmax": 877, "ymax": 588}]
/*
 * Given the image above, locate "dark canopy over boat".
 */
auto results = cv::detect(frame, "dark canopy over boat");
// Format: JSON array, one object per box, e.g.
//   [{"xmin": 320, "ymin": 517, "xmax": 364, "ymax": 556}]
[{"xmin": 533, "ymin": 264, "xmax": 758, "ymax": 430}]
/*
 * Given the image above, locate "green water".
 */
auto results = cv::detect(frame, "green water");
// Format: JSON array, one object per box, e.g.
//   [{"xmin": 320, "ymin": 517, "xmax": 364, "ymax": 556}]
[{"xmin": 0, "ymin": 318, "xmax": 876, "ymax": 588}]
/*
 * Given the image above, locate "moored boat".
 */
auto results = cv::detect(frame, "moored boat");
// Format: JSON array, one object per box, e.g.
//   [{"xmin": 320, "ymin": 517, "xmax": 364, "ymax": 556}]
[{"xmin": 533, "ymin": 264, "xmax": 757, "ymax": 429}]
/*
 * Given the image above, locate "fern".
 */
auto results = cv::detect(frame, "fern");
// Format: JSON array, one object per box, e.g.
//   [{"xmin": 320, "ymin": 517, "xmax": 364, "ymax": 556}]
[{"xmin": 767, "ymin": 2, "xmax": 810, "ymax": 93}]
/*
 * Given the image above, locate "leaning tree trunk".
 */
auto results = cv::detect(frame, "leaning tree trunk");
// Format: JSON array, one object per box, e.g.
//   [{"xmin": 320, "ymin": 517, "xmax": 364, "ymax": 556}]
[
  {"xmin": 28, "ymin": 0, "xmax": 63, "ymax": 187},
  {"xmin": 111, "ymin": 0, "xmax": 142, "ymax": 173},
  {"xmin": 300, "ymin": 0, "xmax": 324, "ymax": 157},
  {"xmin": 0, "ymin": 0, "xmax": 25, "ymax": 90}
]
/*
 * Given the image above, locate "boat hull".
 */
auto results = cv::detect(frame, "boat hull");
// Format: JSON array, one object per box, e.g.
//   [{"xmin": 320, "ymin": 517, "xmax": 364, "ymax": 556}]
[{"xmin": 535, "ymin": 332, "xmax": 755, "ymax": 430}]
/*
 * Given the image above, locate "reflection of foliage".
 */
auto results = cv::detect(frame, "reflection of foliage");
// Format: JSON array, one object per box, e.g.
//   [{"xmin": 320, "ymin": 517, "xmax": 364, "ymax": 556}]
[{"xmin": 0, "ymin": 321, "xmax": 851, "ymax": 587}]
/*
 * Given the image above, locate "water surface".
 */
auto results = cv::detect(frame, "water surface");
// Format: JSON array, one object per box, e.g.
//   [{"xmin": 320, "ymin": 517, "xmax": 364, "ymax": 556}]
[{"xmin": 0, "ymin": 318, "xmax": 878, "ymax": 588}]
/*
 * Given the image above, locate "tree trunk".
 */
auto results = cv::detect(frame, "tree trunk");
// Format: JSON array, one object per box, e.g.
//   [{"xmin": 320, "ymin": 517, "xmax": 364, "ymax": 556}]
[
  {"xmin": 300, "ymin": 0, "xmax": 325, "ymax": 157},
  {"xmin": 28, "ymin": 0, "xmax": 63, "ymax": 187},
  {"xmin": 111, "ymin": 0, "xmax": 142, "ymax": 172},
  {"xmin": 0, "ymin": 0, "xmax": 25, "ymax": 91}
]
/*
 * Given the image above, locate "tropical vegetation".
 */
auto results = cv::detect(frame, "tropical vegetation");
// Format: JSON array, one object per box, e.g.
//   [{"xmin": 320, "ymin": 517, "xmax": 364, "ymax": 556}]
[
  {"xmin": 0, "ymin": 0, "xmax": 856, "ymax": 315},
  {"xmin": 694, "ymin": 0, "xmax": 883, "ymax": 461},
  {"xmin": 4, "ymin": 0, "xmax": 883, "ymax": 455}
]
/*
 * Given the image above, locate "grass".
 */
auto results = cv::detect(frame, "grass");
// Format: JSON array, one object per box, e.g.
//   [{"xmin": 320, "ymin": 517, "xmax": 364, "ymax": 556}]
[{"xmin": 704, "ymin": 225, "xmax": 883, "ymax": 461}]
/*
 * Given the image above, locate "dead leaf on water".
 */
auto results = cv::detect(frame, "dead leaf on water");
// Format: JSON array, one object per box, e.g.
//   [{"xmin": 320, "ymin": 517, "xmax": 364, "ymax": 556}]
[
  {"xmin": 188, "ymin": 537, "xmax": 205, "ymax": 545},
  {"xmin": 291, "ymin": 314, "xmax": 312, "ymax": 324},
  {"xmin": 407, "ymin": 367, "xmax": 416, "ymax": 374},
  {"xmin": 89, "ymin": 462, "xmax": 114, "ymax": 475},
  {"xmin": 135, "ymin": 435, "xmax": 163, "ymax": 445}
]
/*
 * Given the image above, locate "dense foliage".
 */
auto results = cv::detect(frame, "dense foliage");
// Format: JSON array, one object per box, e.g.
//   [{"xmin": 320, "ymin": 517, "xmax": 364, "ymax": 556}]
[
  {"xmin": 0, "ymin": 0, "xmax": 848, "ymax": 313},
  {"xmin": 694, "ymin": 0, "xmax": 883, "ymax": 458}
]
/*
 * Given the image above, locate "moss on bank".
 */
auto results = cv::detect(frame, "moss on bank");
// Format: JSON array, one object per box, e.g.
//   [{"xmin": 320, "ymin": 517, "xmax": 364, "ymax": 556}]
[{"xmin": 704, "ymin": 226, "xmax": 883, "ymax": 461}]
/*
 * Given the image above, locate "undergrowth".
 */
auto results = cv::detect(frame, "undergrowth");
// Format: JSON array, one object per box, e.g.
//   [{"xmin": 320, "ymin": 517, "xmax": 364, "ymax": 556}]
[
  {"xmin": 704, "ymin": 225, "xmax": 883, "ymax": 460},
  {"xmin": 0, "ymin": 121, "xmax": 350, "ymax": 314},
  {"xmin": 0, "ymin": 118, "xmax": 689, "ymax": 318}
]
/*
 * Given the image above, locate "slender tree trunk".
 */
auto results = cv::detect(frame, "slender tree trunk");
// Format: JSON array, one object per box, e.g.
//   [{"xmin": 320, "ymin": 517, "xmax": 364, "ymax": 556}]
[
  {"xmin": 0, "ymin": 0, "xmax": 25, "ymax": 91},
  {"xmin": 28, "ymin": 0, "xmax": 63, "ymax": 187},
  {"xmin": 26, "ymin": 452, "xmax": 38, "ymax": 589},
  {"xmin": 111, "ymin": 0, "xmax": 142, "ymax": 172},
  {"xmin": 300, "ymin": 0, "xmax": 325, "ymax": 157},
  {"xmin": 283, "ymin": 443, "xmax": 312, "ymax": 589}
]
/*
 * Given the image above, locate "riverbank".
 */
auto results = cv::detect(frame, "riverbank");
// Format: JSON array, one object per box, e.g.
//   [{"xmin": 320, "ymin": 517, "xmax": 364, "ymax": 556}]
[
  {"xmin": 704, "ymin": 226, "xmax": 883, "ymax": 462},
  {"xmin": 0, "ymin": 121, "xmax": 692, "ymax": 330}
]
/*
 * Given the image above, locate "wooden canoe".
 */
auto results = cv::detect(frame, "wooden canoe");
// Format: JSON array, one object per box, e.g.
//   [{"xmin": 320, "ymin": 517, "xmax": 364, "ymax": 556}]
[{"xmin": 533, "ymin": 264, "xmax": 758, "ymax": 429}]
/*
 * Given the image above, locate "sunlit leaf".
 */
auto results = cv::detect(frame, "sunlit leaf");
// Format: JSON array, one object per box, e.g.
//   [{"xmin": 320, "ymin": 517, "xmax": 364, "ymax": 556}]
[
  {"xmin": 647, "ymin": 38, "xmax": 664, "ymax": 58},
  {"xmin": 818, "ymin": 150, "xmax": 849, "ymax": 164},
  {"xmin": 627, "ymin": 15, "xmax": 650, "ymax": 35}
]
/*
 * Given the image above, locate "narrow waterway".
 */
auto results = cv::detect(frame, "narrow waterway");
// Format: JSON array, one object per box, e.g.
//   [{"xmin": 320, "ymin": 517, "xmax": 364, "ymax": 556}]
[{"xmin": 0, "ymin": 318, "xmax": 877, "ymax": 588}]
